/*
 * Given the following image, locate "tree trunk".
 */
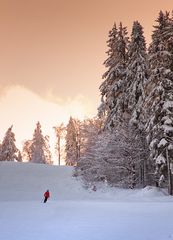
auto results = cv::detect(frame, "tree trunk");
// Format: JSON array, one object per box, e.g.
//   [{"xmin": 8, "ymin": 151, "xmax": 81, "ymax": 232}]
[
  {"xmin": 166, "ymin": 148, "xmax": 173, "ymax": 195},
  {"xmin": 58, "ymin": 137, "xmax": 60, "ymax": 166}
]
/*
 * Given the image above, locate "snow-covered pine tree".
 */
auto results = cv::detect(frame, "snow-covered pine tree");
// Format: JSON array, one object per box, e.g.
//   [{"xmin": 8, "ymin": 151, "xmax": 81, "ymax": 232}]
[
  {"xmin": 30, "ymin": 122, "xmax": 52, "ymax": 164},
  {"xmin": 65, "ymin": 117, "xmax": 80, "ymax": 166},
  {"xmin": 22, "ymin": 140, "xmax": 32, "ymax": 162},
  {"xmin": 0, "ymin": 126, "xmax": 18, "ymax": 161},
  {"xmin": 98, "ymin": 23, "xmax": 118, "ymax": 119},
  {"xmin": 144, "ymin": 11, "xmax": 173, "ymax": 190},
  {"xmin": 98, "ymin": 23, "xmax": 129, "ymax": 129},
  {"xmin": 125, "ymin": 21, "xmax": 148, "ymax": 126}
]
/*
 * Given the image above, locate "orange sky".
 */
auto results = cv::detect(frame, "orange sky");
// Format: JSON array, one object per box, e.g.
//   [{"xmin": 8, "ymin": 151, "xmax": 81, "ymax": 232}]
[{"xmin": 0, "ymin": 0, "xmax": 172, "ymax": 157}]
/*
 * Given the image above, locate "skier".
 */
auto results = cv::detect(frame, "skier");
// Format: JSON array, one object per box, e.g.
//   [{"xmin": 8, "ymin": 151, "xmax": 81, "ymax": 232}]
[{"xmin": 43, "ymin": 190, "xmax": 50, "ymax": 203}]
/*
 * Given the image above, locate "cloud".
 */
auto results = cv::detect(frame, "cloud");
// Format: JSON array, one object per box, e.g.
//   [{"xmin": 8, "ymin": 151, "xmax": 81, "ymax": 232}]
[{"xmin": 0, "ymin": 86, "xmax": 96, "ymax": 150}]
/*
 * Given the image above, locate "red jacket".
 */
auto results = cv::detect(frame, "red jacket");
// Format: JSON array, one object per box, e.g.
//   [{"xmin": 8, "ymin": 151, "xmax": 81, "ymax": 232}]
[{"xmin": 44, "ymin": 191, "xmax": 50, "ymax": 198}]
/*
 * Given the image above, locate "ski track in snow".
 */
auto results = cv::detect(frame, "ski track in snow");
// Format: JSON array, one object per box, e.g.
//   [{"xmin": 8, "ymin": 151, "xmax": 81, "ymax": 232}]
[{"xmin": 0, "ymin": 162, "xmax": 173, "ymax": 240}]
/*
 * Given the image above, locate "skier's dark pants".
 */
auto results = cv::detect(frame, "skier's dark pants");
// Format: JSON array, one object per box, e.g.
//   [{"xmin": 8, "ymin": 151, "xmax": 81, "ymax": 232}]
[{"xmin": 44, "ymin": 197, "xmax": 48, "ymax": 203}]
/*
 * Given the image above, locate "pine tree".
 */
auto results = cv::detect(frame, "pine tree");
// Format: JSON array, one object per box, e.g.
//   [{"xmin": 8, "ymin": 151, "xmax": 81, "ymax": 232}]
[
  {"xmin": 0, "ymin": 126, "xmax": 18, "ymax": 161},
  {"xmin": 125, "ymin": 21, "xmax": 148, "ymax": 126},
  {"xmin": 99, "ymin": 23, "xmax": 129, "ymax": 129},
  {"xmin": 144, "ymin": 11, "xmax": 173, "ymax": 191},
  {"xmin": 98, "ymin": 23, "xmax": 118, "ymax": 118},
  {"xmin": 65, "ymin": 117, "xmax": 80, "ymax": 166},
  {"xmin": 30, "ymin": 122, "xmax": 52, "ymax": 164}
]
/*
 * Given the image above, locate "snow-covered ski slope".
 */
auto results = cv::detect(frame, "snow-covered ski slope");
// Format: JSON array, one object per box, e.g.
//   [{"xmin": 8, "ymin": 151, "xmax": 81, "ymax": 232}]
[
  {"xmin": 0, "ymin": 162, "xmax": 173, "ymax": 240},
  {"xmin": 0, "ymin": 161, "xmax": 88, "ymax": 202}
]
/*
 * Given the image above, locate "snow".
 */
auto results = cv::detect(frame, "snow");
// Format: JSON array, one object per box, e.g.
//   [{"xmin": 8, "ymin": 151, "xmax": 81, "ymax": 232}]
[
  {"xmin": 156, "ymin": 153, "xmax": 166, "ymax": 164},
  {"xmin": 164, "ymin": 118, "xmax": 172, "ymax": 125},
  {"xmin": 168, "ymin": 143, "xmax": 173, "ymax": 150},
  {"xmin": 149, "ymin": 138, "xmax": 158, "ymax": 148},
  {"xmin": 163, "ymin": 101, "xmax": 173, "ymax": 110},
  {"xmin": 0, "ymin": 162, "xmax": 173, "ymax": 240},
  {"xmin": 162, "ymin": 124, "xmax": 173, "ymax": 133},
  {"xmin": 158, "ymin": 138, "xmax": 168, "ymax": 148}
]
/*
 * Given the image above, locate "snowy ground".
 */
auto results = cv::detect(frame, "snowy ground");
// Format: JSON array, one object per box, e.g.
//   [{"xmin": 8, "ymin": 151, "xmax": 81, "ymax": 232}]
[{"xmin": 0, "ymin": 162, "xmax": 173, "ymax": 240}]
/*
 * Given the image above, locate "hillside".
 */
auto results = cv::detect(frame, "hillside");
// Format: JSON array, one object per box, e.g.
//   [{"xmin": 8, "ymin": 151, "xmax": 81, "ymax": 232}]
[
  {"xmin": 0, "ymin": 161, "xmax": 85, "ymax": 201},
  {"xmin": 0, "ymin": 161, "xmax": 171, "ymax": 202}
]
